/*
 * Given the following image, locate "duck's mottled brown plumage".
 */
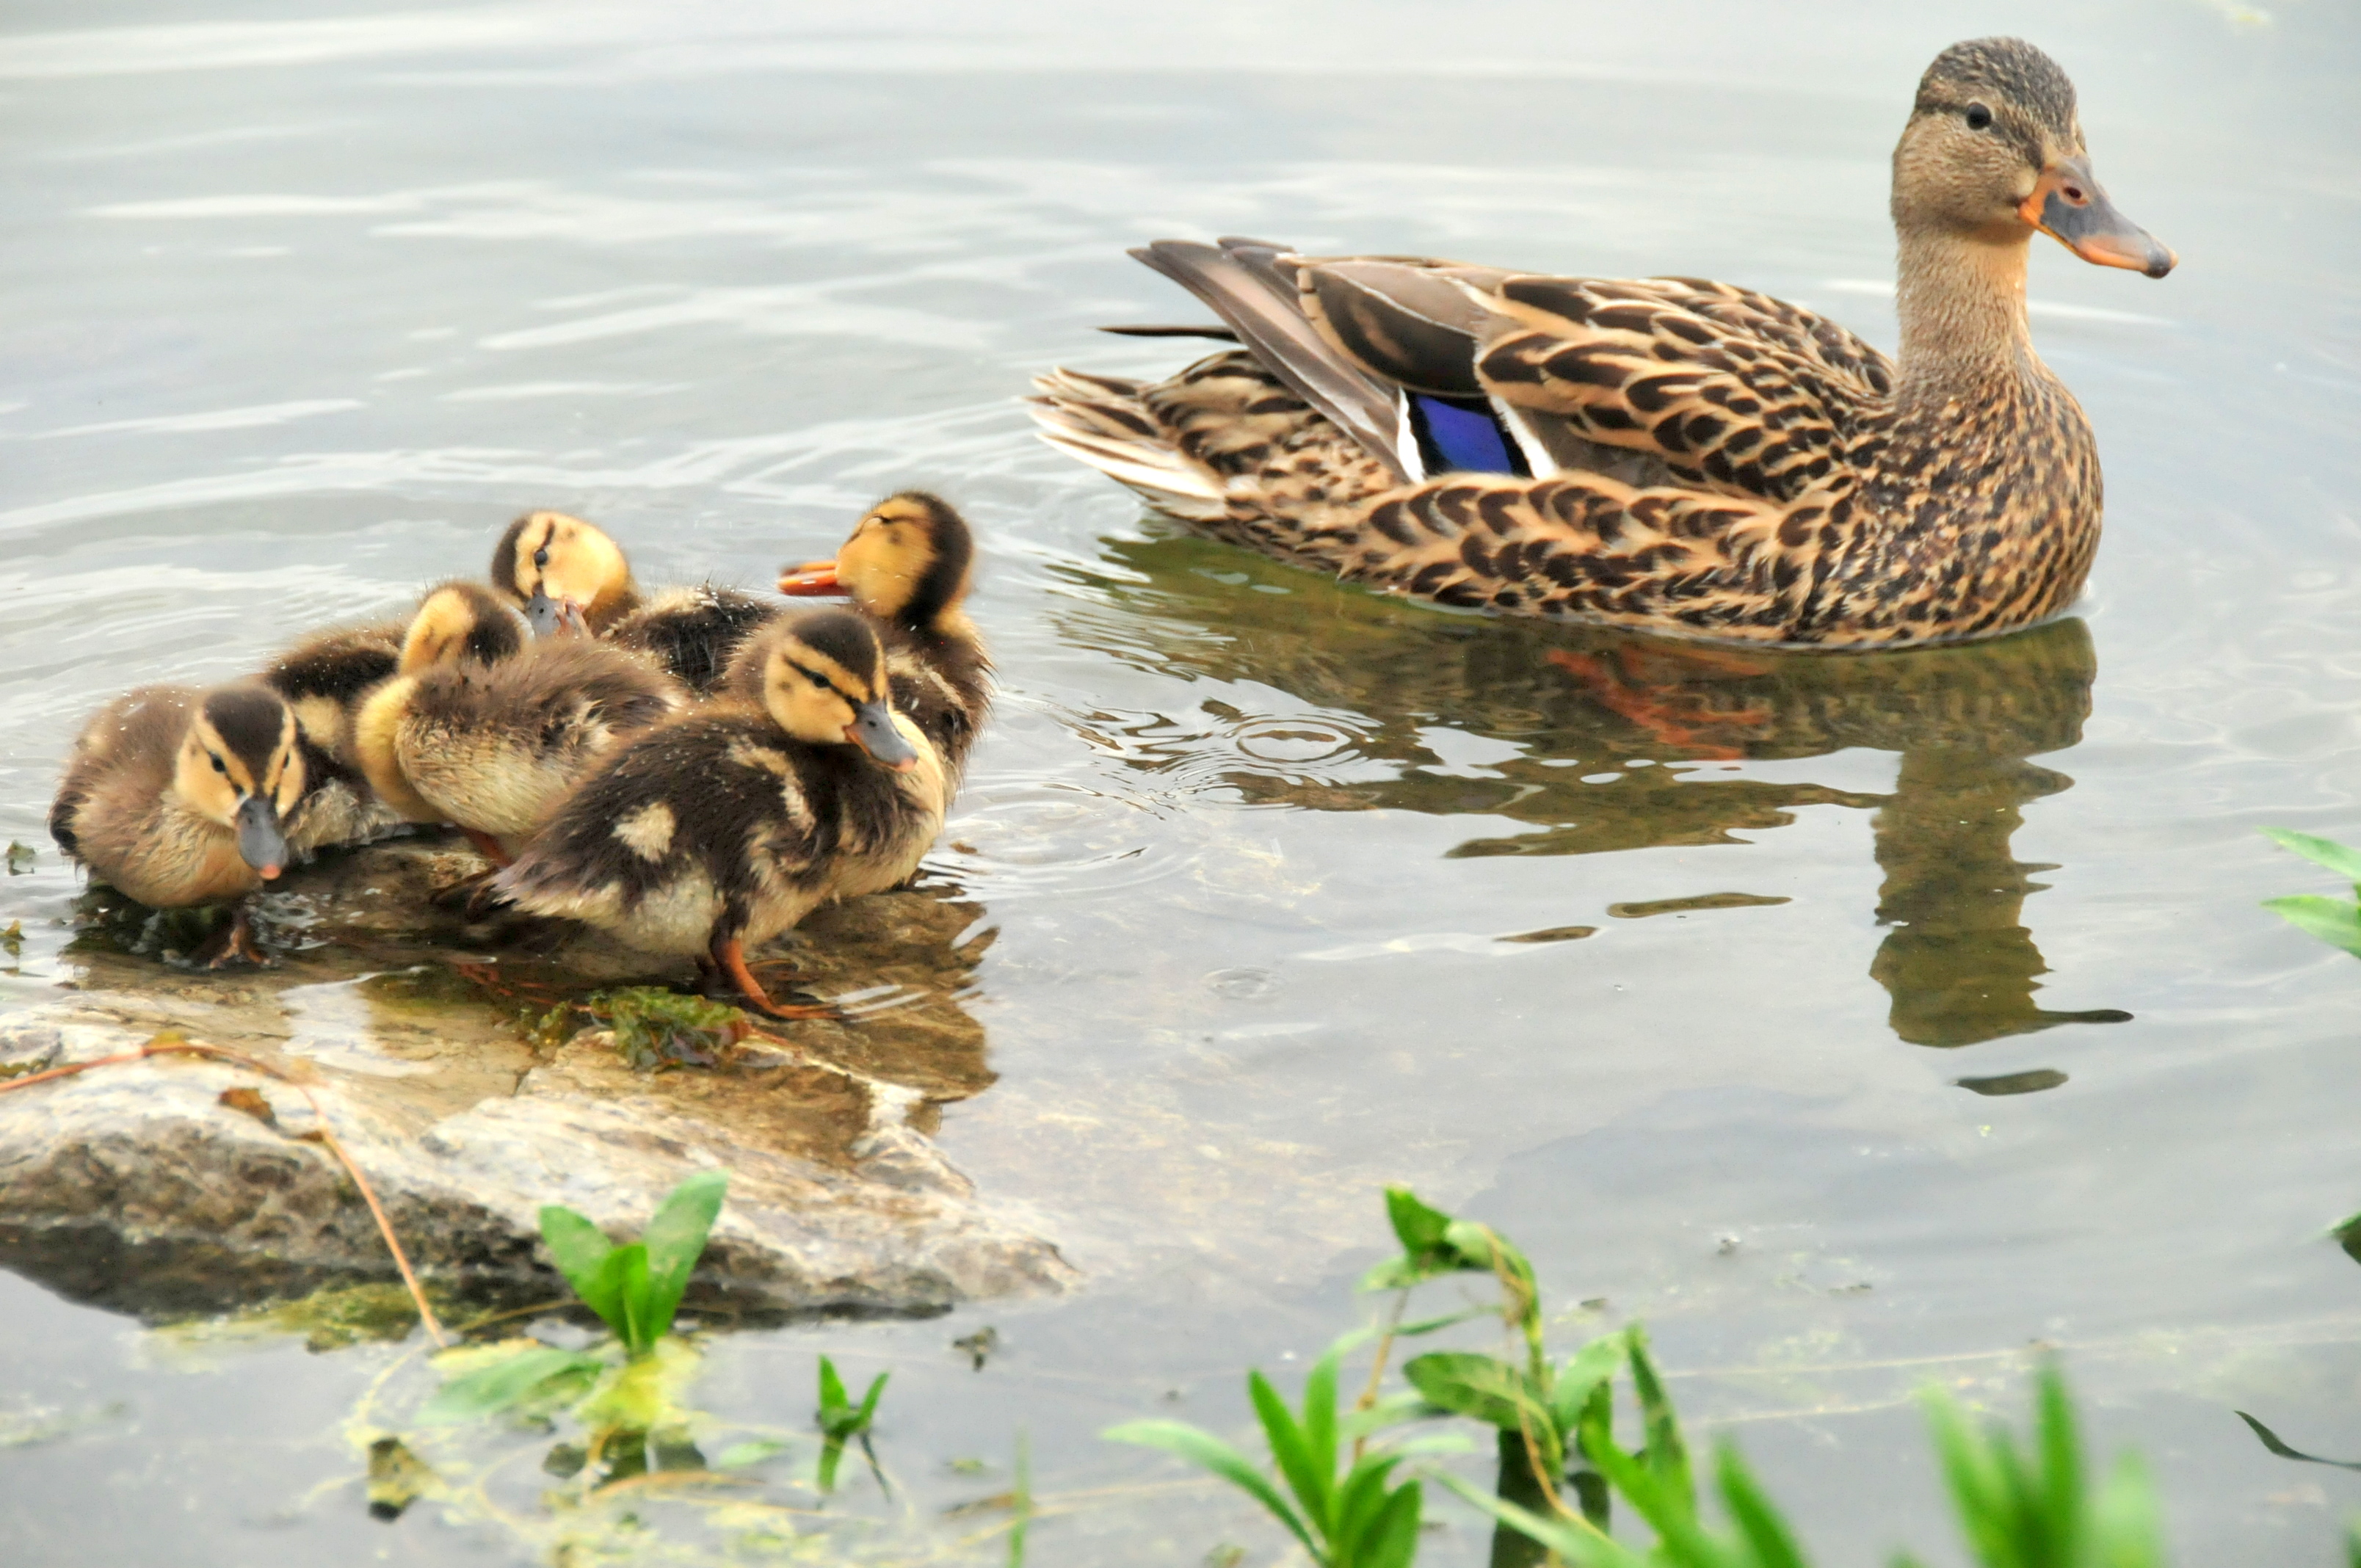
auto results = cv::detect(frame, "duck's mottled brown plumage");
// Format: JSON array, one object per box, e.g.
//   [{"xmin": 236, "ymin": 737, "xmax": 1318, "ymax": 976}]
[{"xmin": 1030, "ymin": 37, "xmax": 2172, "ymax": 650}]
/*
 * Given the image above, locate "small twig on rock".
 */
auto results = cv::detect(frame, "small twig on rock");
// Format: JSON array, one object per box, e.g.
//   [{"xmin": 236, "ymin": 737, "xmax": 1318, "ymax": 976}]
[{"xmin": 0, "ymin": 1029, "xmax": 447, "ymax": 1346}]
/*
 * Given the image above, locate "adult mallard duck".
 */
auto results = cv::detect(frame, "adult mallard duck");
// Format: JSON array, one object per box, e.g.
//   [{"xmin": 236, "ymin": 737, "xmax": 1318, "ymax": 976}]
[
  {"xmin": 490, "ymin": 509, "xmax": 780, "ymax": 692},
  {"xmin": 777, "ymin": 491, "xmax": 993, "ymax": 785},
  {"xmin": 352, "ymin": 581, "xmax": 685, "ymax": 862},
  {"xmin": 48, "ymin": 683, "xmax": 311, "ymax": 964},
  {"xmin": 1029, "ymin": 37, "xmax": 2174, "ymax": 649},
  {"xmin": 490, "ymin": 609, "xmax": 949, "ymax": 1019}
]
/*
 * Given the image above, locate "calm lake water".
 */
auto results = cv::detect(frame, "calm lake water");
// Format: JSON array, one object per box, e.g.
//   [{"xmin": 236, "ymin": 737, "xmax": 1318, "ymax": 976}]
[{"xmin": 4, "ymin": 1, "xmax": 2361, "ymax": 1562}]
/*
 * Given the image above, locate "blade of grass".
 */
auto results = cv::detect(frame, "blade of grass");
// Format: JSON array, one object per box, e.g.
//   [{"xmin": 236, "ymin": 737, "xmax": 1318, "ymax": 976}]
[
  {"xmin": 1105, "ymin": 1420, "xmax": 1318, "ymax": 1560},
  {"xmin": 1249, "ymin": 1370, "xmax": 1330, "ymax": 1534}
]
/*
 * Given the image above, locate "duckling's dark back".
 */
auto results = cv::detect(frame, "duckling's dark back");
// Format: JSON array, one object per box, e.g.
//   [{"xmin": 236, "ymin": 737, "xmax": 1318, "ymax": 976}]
[
  {"xmin": 611, "ymin": 585, "xmax": 781, "ymax": 694},
  {"xmin": 501, "ymin": 705, "xmax": 921, "ymax": 917}
]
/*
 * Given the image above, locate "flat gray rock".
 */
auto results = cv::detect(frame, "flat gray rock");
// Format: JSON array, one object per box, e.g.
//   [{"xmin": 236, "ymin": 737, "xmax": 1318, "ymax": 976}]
[{"xmin": 0, "ymin": 838, "xmax": 1074, "ymax": 1319}]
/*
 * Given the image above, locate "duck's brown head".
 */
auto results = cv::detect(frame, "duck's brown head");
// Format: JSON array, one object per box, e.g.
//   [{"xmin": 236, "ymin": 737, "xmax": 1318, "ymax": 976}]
[
  {"xmin": 490, "ymin": 510, "xmax": 638, "ymax": 636},
  {"xmin": 777, "ymin": 492, "xmax": 976, "ymax": 635},
  {"xmin": 1893, "ymin": 37, "xmax": 2174, "ymax": 279},
  {"xmin": 172, "ymin": 684, "xmax": 305, "ymax": 877},
  {"xmin": 733, "ymin": 609, "xmax": 921, "ymax": 772}
]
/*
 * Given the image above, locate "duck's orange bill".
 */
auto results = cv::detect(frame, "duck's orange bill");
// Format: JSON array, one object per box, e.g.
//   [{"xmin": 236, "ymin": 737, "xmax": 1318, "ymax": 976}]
[
  {"xmin": 777, "ymin": 559, "xmax": 841, "ymax": 595},
  {"xmin": 2017, "ymin": 157, "xmax": 2176, "ymax": 279}
]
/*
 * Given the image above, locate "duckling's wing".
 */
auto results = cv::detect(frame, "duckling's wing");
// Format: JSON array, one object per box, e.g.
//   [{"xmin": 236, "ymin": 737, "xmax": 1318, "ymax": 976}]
[{"xmin": 1468, "ymin": 276, "xmax": 1897, "ymax": 506}]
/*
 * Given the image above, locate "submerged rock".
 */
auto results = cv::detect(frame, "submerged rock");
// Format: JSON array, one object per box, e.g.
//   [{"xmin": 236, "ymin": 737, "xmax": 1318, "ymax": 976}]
[{"xmin": 0, "ymin": 838, "xmax": 1072, "ymax": 1320}]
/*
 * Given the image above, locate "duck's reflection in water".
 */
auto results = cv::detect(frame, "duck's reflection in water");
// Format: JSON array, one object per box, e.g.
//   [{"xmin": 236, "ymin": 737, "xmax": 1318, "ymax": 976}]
[{"xmin": 1055, "ymin": 532, "xmax": 2128, "ymax": 1058}]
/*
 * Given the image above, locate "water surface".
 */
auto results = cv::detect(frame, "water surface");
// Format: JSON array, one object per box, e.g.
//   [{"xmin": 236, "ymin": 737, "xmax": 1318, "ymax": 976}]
[{"xmin": 5, "ymin": 1, "xmax": 2361, "ymax": 1562}]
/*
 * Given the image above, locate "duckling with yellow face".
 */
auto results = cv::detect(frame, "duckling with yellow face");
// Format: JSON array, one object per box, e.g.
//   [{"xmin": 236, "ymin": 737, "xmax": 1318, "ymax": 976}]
[
  {"xmin": 778, "ymin": 491, "xmax": 992, "ymax": 785},
  {"xmin": 490, "ymin": 608, "xmax": 947, "ymax": 1018},
  {"xmin": 49, "ymin": 683, "xmax": 310, "ymax": 964},
  {"xmin": 352, "ymin": 580, "xmax": 685, "ymax": 863},
  {"xmin": 258, "ymin": 576, "xmax": 534, "ymax": 850},
  {"xmin": 490, "ymin": 508, "xmax": 781, "ymax": 693}
]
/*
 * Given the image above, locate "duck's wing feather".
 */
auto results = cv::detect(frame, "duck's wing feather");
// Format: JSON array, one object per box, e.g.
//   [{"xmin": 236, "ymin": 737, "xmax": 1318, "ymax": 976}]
[
  {"xmin": 1128, "ymin": 239, "xmax": 1412, "ymax": 484},
  {"xmin": 1469, "ymin": 275, "xmax": 1896, "ymax": 504},
  {"xmin": 1277, "ymin": 259, "xmax": 1896, "ymax": 505}
]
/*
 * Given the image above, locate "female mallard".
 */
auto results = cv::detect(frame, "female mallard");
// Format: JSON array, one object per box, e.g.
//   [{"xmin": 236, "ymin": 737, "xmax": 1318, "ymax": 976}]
[
  {"xmin": 777, "ymin": 491, "xmax": 993, "ymax": 785},
  {"xmin": 1030, "ymin": 37, "xmax": 2174, "ymax": 649},
  {"xmin": 48, "ymin": 683, "xmax": 311, "ymax": 964},
  {"xmin": 490, "ymin": 609, "xmax": 949, "ymax": 1019},
  {"xmin": 352, "ymin": 581, "xmax": 684, "ymax": 862},
  {"xmin": 490, "ymin": 509, "xmax": 780, "ymax": 692}
]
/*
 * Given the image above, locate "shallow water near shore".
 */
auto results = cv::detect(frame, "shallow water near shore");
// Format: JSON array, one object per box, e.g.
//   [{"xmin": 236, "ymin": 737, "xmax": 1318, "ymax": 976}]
[{"xmin": 6, "ymin": 1, "xmax": 2361, "ymax": 1561}]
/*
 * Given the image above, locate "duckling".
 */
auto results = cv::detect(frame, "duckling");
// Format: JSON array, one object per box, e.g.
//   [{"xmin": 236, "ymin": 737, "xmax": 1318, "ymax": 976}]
[
  {"xmin": 490, "ymin": 609, "xmax": 949, "ymax": 1018},
  {"xmin": 777, "ymin": 492, "xmax": 992, "ymax": 784},
  {"xmin": 352, "ymin": 581, "xmax": 684, "ymax": 862},
  {"xmin": 258, "ymin": 579, "xmax": 526, "ymax": 849},
  {"xmin": 48, "ymin": 682, "xmax": 309, "ymax": 965},
  {"xmin": 490, "ymin": 508, "xmax": 779, "ymax": 692}
]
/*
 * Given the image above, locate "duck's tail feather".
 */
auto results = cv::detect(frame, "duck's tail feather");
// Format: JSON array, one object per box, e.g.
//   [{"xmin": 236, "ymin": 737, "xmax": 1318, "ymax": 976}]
[
  {"xmin": 1027, "ymin": 367, "xmax": 1230, "ymax": 523},
  {"xmin": 1127, "ymin": 239, "xmax": 1411, "ymax": 484}
]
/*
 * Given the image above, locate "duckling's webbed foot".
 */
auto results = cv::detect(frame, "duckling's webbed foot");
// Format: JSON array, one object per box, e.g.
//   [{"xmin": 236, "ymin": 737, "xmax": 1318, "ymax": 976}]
[
  {"xmin": 711, "ymin": 936, "xmax": 846, "ymax": 1023},
  {"xmin": 197, "ymin": 903, "xmax": 272, "ymax": 968},
  {"xmin": 460, "ymin": 828, "xmax": 513, "ymax": 868}
]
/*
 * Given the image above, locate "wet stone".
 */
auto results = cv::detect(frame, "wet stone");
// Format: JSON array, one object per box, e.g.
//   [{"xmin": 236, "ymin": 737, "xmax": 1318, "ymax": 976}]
[{"xmin": 0, "ymin": 838, "xmax": 1073, "ymax": 1320}]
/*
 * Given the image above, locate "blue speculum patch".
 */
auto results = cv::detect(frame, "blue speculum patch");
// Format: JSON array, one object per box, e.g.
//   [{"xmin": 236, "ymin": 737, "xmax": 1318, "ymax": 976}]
[{"xmin": 1408, "ymin": 393, "xmax": 1529, "ymax": 476}]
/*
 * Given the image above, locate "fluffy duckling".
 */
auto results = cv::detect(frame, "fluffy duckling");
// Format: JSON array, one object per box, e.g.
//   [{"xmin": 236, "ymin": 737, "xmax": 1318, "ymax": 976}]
[
  {"xmin": 352, "ymin": 581, "xmax": 683, "ymax": 862},
  {"xmin": 490, "ymin": 508, "xmax": 779, "ymax": 692},
  {"xmin": 258, "ymin": 580, "xmax": 524, "ymax": 849},
  {"xmin": 490, "ymin": 609, "xmax": 948, "ymax": 1018},
  {"xmin": 777, "ymin": 492, "xmax": 991, "ymax": 784},
  {"xmin": 48, "ymin": 683, "xmax": 309, "ymax": 964}
]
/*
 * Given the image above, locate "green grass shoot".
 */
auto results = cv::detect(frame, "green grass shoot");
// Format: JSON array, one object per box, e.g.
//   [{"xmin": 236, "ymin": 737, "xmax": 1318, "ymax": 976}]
[
  {"xmin": 1106, "ymin": 1334, "xmax": 1441, "ymax": 1568},
  {"xmin": 816, "ymin": 1354, "xmax": 890, "ymax": 1495}
]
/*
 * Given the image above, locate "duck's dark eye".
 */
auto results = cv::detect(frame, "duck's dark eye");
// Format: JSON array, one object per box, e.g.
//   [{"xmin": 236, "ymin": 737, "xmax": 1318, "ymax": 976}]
[
  {"xmin": 208, "ymin": 753, "xmax": 227, "ymax": 774},
  {"xmin": 807, "ymin": 672, "xmax": 829, "ymax": 689},
  {"xmin": 532, "ymin": 547, "xmax": 550, "ymax": 568},
  {"xmin": 1964, "ymin": 103, "xmax": 1993, "ymax": 131}
]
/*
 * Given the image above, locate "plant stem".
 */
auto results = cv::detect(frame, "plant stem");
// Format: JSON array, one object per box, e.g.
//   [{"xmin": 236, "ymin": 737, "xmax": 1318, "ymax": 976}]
[{"xmin": 1352, "ymin": 1288, "xmax": 1410, "ymax": 1461}]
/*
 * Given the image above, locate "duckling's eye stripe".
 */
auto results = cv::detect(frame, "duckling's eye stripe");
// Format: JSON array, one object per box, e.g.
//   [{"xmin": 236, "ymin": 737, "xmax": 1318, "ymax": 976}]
[{"xmin": 785, "ymin": 659, "xmax": 839, "ymax": 697}]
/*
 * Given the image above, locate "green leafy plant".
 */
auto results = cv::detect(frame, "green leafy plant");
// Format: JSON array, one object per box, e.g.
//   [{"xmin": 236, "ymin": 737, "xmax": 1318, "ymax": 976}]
[
  {"xmin": 1368, "ymin": 1185, "xmax": 1622, "ymax": 1533},
  {"xmin": 1900, "ymin": 1364, "xmax": 2163, "ymax": 1568},
  {"xmin": 816, "ymin": 1354, "xmax": 891, "ymax": 1495},
  {"xmin": 1106, "ymin": 1334, "xmax": 1443, "ymax": 1568},
  {"xmin": 540, "ymin": 1167, "xmax": 727, "ymax": 1357},
  {"xmin": 421, "ymin": 1169, "xmax": 726, "ymax": 1429},
  {"xmin": 1123, "ymin": 1187, "xmax": 2172, "ymax": 1568},
  {"xmin": 2262, "ymin": 827, "xmax": 2361, "ymax": 956},
  {"xmin": 1439, "ymin": 1323, "xmax": 1818, "ymax": 1567}
]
